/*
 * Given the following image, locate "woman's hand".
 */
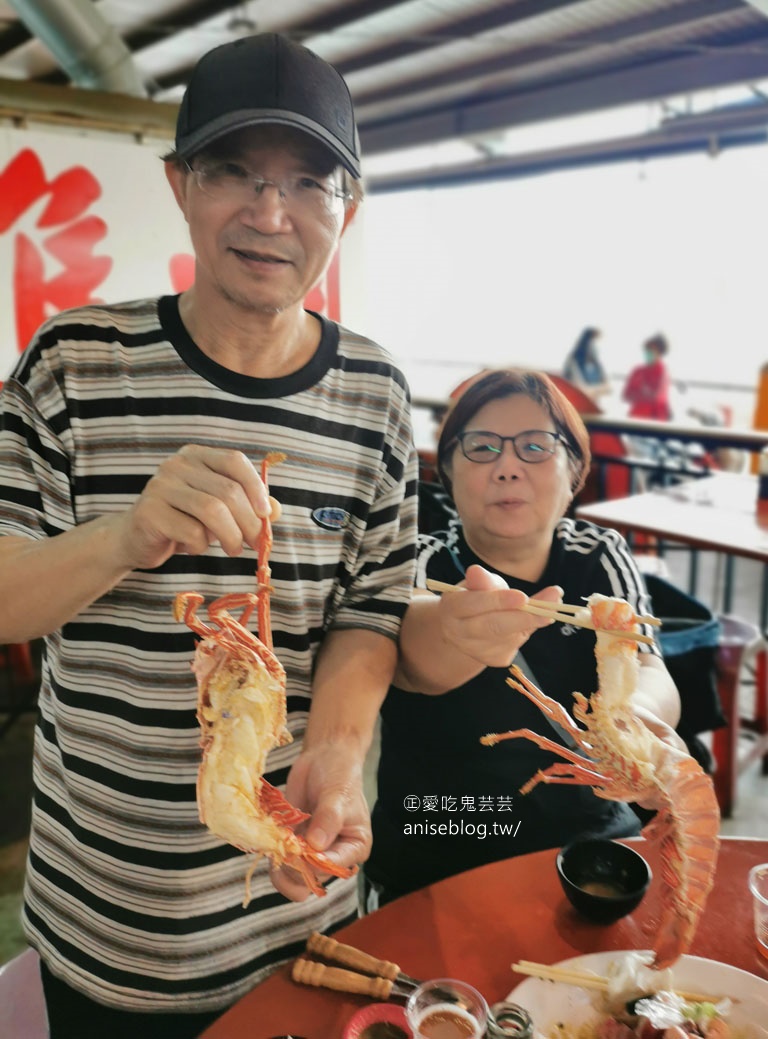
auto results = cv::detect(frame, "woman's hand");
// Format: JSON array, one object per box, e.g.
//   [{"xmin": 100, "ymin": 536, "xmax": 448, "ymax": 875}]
[
  {"xmin": 396, "ymin": 564, "xmax": 565, "ymax": 694},
  {"xmin": 433, "ymin": 563, "xmax": 563, "ymax": 670},
  {"xmin": 631, "ymin": 702, "xmax": 688, "ymax": 756}
]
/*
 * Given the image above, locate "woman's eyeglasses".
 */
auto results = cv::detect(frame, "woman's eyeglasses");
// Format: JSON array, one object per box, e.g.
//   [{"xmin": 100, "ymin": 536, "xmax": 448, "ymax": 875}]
[{"xmin": 456, "ymin": 429, "xmax": 564, "ymax": 464}]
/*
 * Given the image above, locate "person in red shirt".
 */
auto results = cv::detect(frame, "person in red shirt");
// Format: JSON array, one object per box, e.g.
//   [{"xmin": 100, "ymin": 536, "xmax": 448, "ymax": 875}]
[{"xmin": 622, "ymin": 333, "xmax": 672, "ymax": 420}]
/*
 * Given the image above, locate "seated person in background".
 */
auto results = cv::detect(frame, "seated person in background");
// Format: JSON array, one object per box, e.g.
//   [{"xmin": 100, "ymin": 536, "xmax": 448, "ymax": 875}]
[
  {"xmin": 365, "ymin": 368, "xmax": 683, "ymax": 907},
  {"xmin": 563, "ymin": 327, "xmax": 611, "ymax": 402}
]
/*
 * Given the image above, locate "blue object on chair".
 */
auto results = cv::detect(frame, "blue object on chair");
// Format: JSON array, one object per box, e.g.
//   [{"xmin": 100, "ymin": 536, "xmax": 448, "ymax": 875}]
[{"xmin": 643, "ymin": 574, "xmax": 725, "ymax": 775}]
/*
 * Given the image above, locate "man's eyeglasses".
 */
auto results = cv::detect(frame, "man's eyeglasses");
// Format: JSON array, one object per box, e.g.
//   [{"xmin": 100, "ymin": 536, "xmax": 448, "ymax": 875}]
[
  {"xmin": 455, "ymin": 429, "xmax": 565, "ymax": 464},
  {"xmin": 185, "ymin": 160, "xmax": 352, "ymax": 216}
]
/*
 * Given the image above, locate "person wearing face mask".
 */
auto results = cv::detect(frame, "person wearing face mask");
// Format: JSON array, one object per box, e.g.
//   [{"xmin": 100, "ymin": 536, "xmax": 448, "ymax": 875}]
[
  {"xmin": 364, "ymin": 368, "xmax": 686, "ymax": 908},
  {"xmin": 622, "ymin": 334, "xmax": 672, "ymax": 421}
]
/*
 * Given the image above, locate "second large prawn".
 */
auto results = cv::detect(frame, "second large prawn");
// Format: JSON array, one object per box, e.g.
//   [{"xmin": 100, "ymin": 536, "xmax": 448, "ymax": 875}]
[{"xmin": 481, "ymin": 594, "xmax": 720, "ymax": 968}]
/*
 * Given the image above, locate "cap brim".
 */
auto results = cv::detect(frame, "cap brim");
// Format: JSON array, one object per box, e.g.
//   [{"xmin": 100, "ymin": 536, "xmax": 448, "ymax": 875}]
[{"xmin": 176, "ymin": 107, "xmax": 361, "ymax": 178}]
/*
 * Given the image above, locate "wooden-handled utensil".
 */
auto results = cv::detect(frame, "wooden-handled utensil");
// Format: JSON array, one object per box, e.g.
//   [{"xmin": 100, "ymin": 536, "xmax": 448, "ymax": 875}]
[
  {"xmin": 305, "ymin": 931, "xmax": 417, "ymax": 986},
  {"xmin": 296, "ymin": 932, "xmax": 464, "ymax": 1005},
  {"xmin": 291, "ymin": 958, "xmax": 406, "ymax": 1000}
]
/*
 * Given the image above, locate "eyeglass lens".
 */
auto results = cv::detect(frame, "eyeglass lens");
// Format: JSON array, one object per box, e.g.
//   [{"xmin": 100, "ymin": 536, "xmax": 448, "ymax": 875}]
[
  {"xmin": 459, "ymin": 430, "xmax": 559, "ymax": 463},
  {"xmin": 189, "ymin": 160, "xmax": 346, "ymax": 214}
]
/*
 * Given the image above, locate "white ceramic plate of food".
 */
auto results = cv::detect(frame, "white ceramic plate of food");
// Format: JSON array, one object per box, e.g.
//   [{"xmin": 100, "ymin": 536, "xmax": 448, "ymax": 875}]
[{"xmin": 507, "ymin": 951, "xmax": 768, "ymax": 1038}]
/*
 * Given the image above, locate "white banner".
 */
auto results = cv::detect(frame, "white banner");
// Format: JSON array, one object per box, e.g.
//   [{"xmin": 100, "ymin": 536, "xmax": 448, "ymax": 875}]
[{"xmin": 0, "ymin": 124, "xmax": 348, "ymax": 382}]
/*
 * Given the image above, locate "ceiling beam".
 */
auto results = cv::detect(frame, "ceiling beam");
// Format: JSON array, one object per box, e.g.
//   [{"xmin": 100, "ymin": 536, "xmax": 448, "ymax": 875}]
[
  {"xmin": 0, "ymin": 75, "xmax": 177, "ymax": 136},
  {"xmin": 367, "ymin": 118, "xmax": 768, "ymax": 194},
  {"xmin": 359, "ymin": 37, "xmax": 768, "ymax": 155},
  {"xmin": 351, "ymin": 0, "xmax": 748, "ymax": 108},
  {"xmin": 331, "ymin": 0, "xmax": 578, "ymax": 76},
  {"xmin": 146, "ymin": 0, "xmax": 406, "ymax": 92}
]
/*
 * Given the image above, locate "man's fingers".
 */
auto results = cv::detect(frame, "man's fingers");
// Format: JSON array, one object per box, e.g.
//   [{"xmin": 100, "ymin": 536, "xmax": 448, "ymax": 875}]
[
  {"xmin": 136, "ymin": 445, "xmax": 283, "ymax": 556},
  {"xmin": 269, "ymin": 863, "xmax": 314, "ymax": 902}
]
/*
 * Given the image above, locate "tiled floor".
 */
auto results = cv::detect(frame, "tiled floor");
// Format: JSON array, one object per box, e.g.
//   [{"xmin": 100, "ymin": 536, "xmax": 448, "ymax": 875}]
[{"xmin": 719, "ymin": 758, "xmax": 768, "ymax": 837}]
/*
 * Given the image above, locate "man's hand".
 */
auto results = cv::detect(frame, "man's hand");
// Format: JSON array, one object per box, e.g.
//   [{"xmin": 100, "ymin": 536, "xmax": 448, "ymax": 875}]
[
  {"xmin": 112, "ymin": 445, "xmax": 275, "ymax": 571},
  {"xmin": 269, "ymin": 741, "xmax": 370, "ymax": 902}
]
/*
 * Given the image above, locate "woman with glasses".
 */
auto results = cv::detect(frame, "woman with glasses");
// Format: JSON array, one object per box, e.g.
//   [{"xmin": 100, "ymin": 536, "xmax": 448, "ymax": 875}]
[{"xmin": 365, "ymin": 368, "xmax": 682, "ymax": 907}]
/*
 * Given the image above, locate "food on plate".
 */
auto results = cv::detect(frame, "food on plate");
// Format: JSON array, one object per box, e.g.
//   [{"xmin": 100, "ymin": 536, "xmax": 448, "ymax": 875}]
[
  {"xmin": 482, "ymin": 594, "xmax": 720, "ymax": 968},
  {"xmin": 173, "ymin": 452, "xmax": 356, "ymax": 905},
  {"xmin": 548, "ymin": 992, "xmax": 733, "ymax": 1039},
  {"xmin": 545, "ymin": 953, "xmax": 734, "ymax": 1039}
]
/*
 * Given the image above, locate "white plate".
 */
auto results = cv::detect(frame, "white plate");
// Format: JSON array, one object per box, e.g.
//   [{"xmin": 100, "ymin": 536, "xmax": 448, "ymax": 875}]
[{"xmin": 507, "ymin": 951, "xmax": 768, "ymax": 1038}]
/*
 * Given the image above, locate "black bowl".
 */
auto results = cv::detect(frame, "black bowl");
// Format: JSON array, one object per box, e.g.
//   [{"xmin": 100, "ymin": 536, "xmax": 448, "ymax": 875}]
[{"xmin": 556, "ymin": 838, "xmax": 652, "ymax": 923}]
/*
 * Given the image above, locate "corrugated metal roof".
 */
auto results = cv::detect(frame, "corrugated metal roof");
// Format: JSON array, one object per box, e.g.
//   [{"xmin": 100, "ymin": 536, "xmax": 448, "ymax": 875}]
[{"xmin": 1, "ymin": 0, "xmax": 767, "ymax": 189}]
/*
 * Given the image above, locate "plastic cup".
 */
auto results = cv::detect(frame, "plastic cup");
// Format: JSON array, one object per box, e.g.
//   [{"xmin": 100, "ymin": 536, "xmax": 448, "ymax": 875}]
[
  {"xmin": 748, "ymin": 862, "xmax": 768, "ymax": 959},
  {"xmin": 405, "ymin": 978, "xmax": 488, "ymax": 1039}
]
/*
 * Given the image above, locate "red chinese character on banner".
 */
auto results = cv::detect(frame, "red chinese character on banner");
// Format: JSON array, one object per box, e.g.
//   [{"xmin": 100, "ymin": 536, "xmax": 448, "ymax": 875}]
[{"xmin": 0, "ymin": 148, "xmax": 112, "ymax": 352}]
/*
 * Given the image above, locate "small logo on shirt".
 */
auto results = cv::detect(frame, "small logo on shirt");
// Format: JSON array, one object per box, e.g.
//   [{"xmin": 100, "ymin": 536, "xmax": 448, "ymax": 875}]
[
  {"xmin": 311, "ymin": 506, "xmax": 350, "ymax": 531},
  {"xmin": 560, "ymin": 623, "xmax": 581, "ymax": 637}
]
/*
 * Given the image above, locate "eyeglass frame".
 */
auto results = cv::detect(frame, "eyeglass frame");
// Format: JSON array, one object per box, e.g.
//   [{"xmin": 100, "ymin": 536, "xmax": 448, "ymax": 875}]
[
  {"xmin": 453, "ymin": 428, "xmax": 568, "ymax": 465},
  {"xmin": 183, "ymin": 158, "xmax": 354, "ymax": 212}
]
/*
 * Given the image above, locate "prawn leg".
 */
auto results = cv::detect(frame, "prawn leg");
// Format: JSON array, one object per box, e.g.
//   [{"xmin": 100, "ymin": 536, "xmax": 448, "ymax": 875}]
[
  {"xmin": 519, "ymin": 760, "xmax": 613, "ymax": 795},
  {"xmin": 507, "ymin": 665, "xmax": 593, "ymax": 751}
]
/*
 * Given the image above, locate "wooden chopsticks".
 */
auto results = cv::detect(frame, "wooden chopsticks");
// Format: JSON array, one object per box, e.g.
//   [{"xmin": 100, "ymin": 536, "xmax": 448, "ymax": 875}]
[
  {"xmin": 512, "ymin": 960, "xmax": 716, "ymax": 1004},
  {"xmin": 424, "ymin": 579, "xmax": 658, "ymax": 645}
]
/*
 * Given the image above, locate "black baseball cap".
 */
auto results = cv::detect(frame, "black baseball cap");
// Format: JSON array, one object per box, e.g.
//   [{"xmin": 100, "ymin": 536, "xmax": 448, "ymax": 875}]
[{"xmin": 175, "ymin": 33, "xmax": 361, "ymax": 178}]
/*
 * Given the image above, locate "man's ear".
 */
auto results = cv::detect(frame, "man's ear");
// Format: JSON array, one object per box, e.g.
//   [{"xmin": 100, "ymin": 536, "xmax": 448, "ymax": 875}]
[
  {"xmin": 165, "ymin": 161, "xmax": 189, "ymax": 218},
  {"xmin": 340, "ymin": 201, "xmax": 359, "ymax": 236}
]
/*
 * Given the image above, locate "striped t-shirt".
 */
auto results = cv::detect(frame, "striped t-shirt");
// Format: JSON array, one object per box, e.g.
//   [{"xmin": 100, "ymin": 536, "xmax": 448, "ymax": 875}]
[{"xmin": 0, "ymin": 295, "xmax": 417, "ymax": 1012}]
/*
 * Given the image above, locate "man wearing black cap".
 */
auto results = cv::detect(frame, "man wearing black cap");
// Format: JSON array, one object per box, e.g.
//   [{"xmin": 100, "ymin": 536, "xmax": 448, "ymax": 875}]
[{"xmin": 0, "ymin": 33, "xmax": 416, "ymax": 1037}]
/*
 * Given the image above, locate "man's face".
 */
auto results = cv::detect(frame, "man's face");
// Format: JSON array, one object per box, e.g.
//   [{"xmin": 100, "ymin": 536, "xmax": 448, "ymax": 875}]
[{"xmin": 167, "ymin": 126, "xmax": 350, "ymax": 315}]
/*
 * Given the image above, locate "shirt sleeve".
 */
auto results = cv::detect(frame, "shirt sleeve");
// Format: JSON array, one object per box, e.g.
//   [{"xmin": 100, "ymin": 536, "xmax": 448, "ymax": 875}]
[
  {"xmin": 329, "ymin": 379, "xmax": 418, "ymax": 640},
  {"xmin": 590, "ymin": 524, "xmax": 660, "ymax": 656},
  {"xmin": 0, "ymin": 329, "xmax": 75, "ymax": 542}
]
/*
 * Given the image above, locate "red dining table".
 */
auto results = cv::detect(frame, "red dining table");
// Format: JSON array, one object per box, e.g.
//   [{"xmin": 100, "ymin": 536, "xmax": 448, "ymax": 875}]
[{"xmin": 201, "ymin": 835, "xmax": 768, "ymax": 1038}]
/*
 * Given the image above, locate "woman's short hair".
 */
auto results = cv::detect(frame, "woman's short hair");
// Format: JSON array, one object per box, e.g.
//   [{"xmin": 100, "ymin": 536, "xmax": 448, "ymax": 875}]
[{"xmin": 437, "ymin": 368, "xmax": 592, "ymax": 498}]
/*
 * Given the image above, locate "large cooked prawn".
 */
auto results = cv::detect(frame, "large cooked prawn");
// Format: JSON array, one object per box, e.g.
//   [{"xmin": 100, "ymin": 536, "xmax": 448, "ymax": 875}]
[
  {"xmin": 173, "ymin": 451, "xmax": 356, "ymax": 905},
  {"xmin": 481, "ymin": 594, "xmax": 720, "ymax": 968}
]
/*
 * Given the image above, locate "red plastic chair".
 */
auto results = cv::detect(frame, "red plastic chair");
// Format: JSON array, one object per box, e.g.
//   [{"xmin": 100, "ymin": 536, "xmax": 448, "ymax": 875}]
[
  {"xmin": 1, "ymin": 642, "xmax": 35, "ymax": 684},
  {"xmin": 546, "ymin": 374, "xmax": 631, "ymax": 503}
]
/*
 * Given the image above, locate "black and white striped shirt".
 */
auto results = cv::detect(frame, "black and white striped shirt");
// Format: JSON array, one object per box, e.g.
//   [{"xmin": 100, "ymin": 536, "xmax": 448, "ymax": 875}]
[{"xmin": 0, "ymin": 295, "xmax": 417, "ymax": 1012}]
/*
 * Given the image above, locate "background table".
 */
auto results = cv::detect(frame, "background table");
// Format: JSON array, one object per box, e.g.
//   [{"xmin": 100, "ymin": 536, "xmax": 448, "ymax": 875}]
[
  {"xmin": 576, "ymin": 472, "xmax": 768, "ymax": 620},
  {"xmin": 576, "ymin": 472, "xmax": 768, "ymax": 818},
  {"xmin": 202, "ymin": 836, "xmax": 768, "ymax": 1038}
]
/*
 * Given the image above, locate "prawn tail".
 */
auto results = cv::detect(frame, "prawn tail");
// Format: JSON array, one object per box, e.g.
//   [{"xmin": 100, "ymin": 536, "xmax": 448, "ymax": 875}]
[{"xmin": 651, "ymin": 758, "xmax": 720, "ymax": 968}]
